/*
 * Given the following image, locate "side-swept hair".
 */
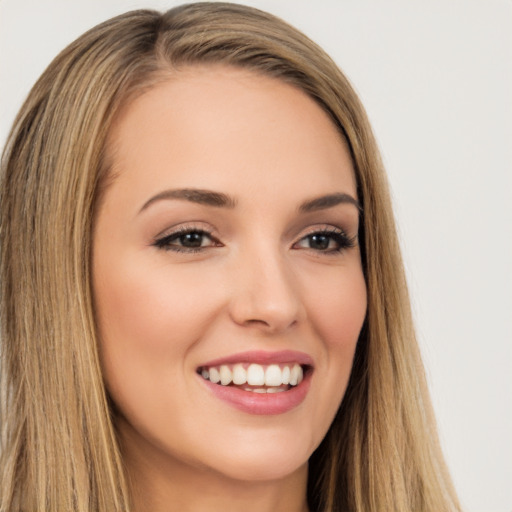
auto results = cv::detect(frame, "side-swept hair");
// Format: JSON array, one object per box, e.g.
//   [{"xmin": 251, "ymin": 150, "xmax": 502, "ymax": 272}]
[{"xmin": 0, "ymin": 3, "xmax": 460, "ymax": 511}]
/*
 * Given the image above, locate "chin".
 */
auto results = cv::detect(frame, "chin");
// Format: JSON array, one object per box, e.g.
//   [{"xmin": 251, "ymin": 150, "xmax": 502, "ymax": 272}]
[
  {"xmin": 198, "ymin": 431, "xmax": 314, "ymax": 483},
  {"xmin": 208, "ymin": 453, "xmax": 309, "ymax": 483}
]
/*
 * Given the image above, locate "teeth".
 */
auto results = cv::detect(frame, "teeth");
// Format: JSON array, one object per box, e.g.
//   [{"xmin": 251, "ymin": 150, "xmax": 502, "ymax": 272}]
[
  {"xmin": 219, "ymin": 365, "xmax": 232, "ymax": 386},
  {"xmin": 265, "ymin": 364, "xmax": 282, "ymax": 386},
  {"xmin": 232, "ymin": 364, "xmax": 247, "ymax": 385},
  {"xmin": 290, "ymin": 364, "xmax": 303, "ymax": 386},
  {"xmin": 247, "ymin": 364, "xmax": 265, "ymax": 386},
  {"xmin": 209, "ymin": 367, "xmax": 220, "ymax": 384},
  {"xmin": 243, "ymin": 387, "xmax": 287, "ymax": 393},
  {"xmin": 200, "ymin": 362, "xmax": 305, "ymax": 389},
  {"xmin": 266, "ymin": 387, "xmax": 284, "ymax": 394}
]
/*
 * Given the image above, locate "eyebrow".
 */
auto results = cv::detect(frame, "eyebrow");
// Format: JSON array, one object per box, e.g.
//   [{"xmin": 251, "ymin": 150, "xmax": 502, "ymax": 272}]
[
  {"xmin": 139, "ymin": 188, "xmax": 237, "ymax": 212},
  {"xmin": 139, "ymin": 188, "xmax": 361, "ymax": 214},
  {"xmin": 299, "ymin": 193, "xmax": 362, "ymax": 213}
]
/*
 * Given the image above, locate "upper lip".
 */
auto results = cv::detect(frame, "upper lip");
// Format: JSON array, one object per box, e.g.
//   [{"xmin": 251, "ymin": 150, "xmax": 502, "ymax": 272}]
[{"xmin": 199, "ymin": 350, "xmax": 314, "ymax": 368}]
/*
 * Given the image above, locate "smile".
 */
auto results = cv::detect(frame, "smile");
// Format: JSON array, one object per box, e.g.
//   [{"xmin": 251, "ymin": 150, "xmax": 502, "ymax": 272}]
[
  {"xmin": 198, "ymin": 363, "xmax": 305, "ymax": 393},
  {"xmin": 196, "ymin": 351, "xmax": 313, "ymax": 415}
]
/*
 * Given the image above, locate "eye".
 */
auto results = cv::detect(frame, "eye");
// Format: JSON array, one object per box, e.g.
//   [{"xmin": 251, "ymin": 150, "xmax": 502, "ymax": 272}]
[
  {"xmin": 294, "ymin": 228, "xmax": 356, "ymax": 253},
  {"xmin": 153, "ymin": 228, "xmax": 220, "ymax": 252}
]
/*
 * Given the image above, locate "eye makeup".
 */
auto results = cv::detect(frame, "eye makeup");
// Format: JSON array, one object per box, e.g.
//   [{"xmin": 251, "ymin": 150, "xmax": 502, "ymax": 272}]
[
  {"xmin": 153, "ymin": 225, "xmax": 222, "ymax": 253},
  {"xmin": 293, "ymin": 226, "xmax": 357, "ymax": 254},
  {"xmin": 152, "ymin": 222, "xmax": 357, "ymax": 256}
]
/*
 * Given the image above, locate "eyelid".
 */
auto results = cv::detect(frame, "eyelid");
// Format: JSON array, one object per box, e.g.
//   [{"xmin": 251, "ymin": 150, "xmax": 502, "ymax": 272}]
[
  {"xmin": 292, "ymin": 224, "xmax": 357, "ymax": 253},
  {"xmin": 150, "ymin": 222, "xmax": 357, "ymax": 253},
  {"xmin": 152, "ymin": 223, "xmax": 221, "ymax": 252},
  {"xmin": 295, "ymin": 224, "xmax": 354, "ymax": 240},
  {"xmin": 153, "ymin": 220, "xmax": 220, "ymax": 240}
]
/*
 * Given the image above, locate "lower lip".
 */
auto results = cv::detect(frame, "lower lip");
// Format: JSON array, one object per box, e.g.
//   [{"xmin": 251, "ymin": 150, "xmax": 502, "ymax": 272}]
[{"xmin": 199, "ymin": 372, "xmax": 312, "ymax": 415}]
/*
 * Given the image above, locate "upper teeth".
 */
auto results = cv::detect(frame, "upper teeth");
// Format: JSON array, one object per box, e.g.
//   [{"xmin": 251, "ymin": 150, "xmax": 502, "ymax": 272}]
[{"xmin": 200, "ymin": 363, "xmax": 304, "ymax": 387}]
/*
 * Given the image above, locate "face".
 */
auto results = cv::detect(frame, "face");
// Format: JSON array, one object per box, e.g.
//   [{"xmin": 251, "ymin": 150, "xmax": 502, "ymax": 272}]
[{"xmin": 93, "ymin": 66, "xmax": 367, "ymax": 483}]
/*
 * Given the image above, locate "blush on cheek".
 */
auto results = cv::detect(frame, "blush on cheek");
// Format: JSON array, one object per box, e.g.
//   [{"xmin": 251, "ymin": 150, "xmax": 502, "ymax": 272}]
[
  {"xmin": 312, "ymin": 278, "xmax": 367, "ymax": 345},
  {"xmin": 95, "ymin": 264, "xmax": 223, "ymax": 371}
]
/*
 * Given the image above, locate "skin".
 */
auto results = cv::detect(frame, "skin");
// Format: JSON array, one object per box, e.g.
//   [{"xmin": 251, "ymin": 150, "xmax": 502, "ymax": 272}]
[{"xmin": 93, "ymin": 66, "xmax": 367, "ymax": 512}]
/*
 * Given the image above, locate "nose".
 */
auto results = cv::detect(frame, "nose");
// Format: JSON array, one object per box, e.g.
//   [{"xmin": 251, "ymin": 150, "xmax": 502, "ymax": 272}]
[{"xmin": 228, "ymin": 247, "xmax": 303, "ymax": 334}]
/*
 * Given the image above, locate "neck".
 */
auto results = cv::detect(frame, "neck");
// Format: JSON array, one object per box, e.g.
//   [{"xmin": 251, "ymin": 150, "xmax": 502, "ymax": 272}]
[{"xmin": 120, "ymin": 421, "xmax": 310, "ymax": 512}]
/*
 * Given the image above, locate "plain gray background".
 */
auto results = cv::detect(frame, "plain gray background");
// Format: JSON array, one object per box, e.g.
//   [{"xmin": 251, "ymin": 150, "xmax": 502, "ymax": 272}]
[{"xmin": 1, "ymin": 1, "xmax": 511, "ymax": 511}]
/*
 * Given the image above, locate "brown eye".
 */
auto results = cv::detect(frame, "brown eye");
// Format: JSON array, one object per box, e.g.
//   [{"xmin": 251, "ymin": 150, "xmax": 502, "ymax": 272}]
[
  {"xmin": 153, "ymin": 229, "xmax": 219, "ymax": 252},
  {"xmin": 307, "ymin": 234, "xmax": 333, "ymax": 250},
  {"xmin": 294, "ymin": 229, "xmax": 356, "ymax": 253},
  {"xmin": 178, "ymin": 231, "xmax": 206, "ymax": 248}
]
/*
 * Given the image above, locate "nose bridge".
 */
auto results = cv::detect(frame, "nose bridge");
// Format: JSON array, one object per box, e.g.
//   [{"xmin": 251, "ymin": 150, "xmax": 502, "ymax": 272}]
[{"xmin": 229, "ymin": 237, "xmax": 301, "ymax": 332}]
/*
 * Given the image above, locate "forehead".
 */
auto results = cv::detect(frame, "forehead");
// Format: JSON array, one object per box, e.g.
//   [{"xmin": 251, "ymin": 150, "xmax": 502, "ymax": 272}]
[{"xmin": 104, "ymin": 66, "xmax": 356, "ymax": 209}]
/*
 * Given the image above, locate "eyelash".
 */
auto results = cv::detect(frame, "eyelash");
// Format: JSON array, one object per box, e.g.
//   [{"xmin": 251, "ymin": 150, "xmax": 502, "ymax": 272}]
[
  {"xmin": 294, "ymin": 227, "xmax": 357, "ymax": 254},
  {"xmin": 152, "ymin": 226, "xmax": 356, "ymax": 254},
  {"xmin": 153, "ymin": 227, "xmax": 220, "ymax": 253}
]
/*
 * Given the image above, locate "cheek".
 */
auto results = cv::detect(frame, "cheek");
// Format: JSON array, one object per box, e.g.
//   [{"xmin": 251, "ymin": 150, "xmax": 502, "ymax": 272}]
[
  {"xmin": 93, "ymin": 256, "xmax": 229, "ymax": 446},
  {"xmin": 302, "ymin": 265, "xmax": 367, "ymax": 422},
  {"xmin": 93, "ymin": 254, "xmax": 237, "ymax": 416},
  {"xmin": 306, "ymin": 266, "xmax": 367, "ymax": 349},
  {"xmin": 95, "ymin": 255, "xmax": 216, "ymax": 348}
]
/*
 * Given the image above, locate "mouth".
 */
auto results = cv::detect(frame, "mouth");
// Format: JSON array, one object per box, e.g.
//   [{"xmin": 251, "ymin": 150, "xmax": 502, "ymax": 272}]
[
  {"xmin": 196, "ymin": 362, "xmax": 310, "ymax": 394},
  {"xmin": 196, "ymin": 350, "xmax": 314, "ymax": 414}
]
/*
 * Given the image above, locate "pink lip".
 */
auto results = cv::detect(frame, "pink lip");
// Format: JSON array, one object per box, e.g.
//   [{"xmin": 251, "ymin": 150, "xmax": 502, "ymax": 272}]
[
  {"xmin": 197, "ymin": 350, "xmax": 314, "ymax": 415},
  {"xmin": 199, "ymin": 350, "xmax": 314, "ymax": 367},
  {"xmin": 199, "ymin": 372, "xmax": 312, "ymax": 415}
]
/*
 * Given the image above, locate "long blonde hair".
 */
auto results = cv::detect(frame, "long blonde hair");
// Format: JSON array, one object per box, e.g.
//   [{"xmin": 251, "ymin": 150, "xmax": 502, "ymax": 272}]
[{"xmin": 0, "ymin": 3, "xmax": 461, "ymax": 511}]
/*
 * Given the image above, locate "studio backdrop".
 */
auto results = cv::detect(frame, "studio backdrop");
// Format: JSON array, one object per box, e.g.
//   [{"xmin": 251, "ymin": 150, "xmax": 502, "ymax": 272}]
[{"xmin": 1, "ymin": 1, "xmax": 510, "ymax": 511}]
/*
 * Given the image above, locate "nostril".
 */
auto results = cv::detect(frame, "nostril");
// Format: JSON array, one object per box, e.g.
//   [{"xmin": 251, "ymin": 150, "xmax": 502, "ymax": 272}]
[{"xmin": 243, "ymin": 318, "xmax": 271, "ymax": 327}]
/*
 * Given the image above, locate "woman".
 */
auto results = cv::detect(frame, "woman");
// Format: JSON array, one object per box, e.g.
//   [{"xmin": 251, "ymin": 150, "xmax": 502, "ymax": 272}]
[{"xmin": 0, "ymin": 3, "xmax": 461, "ymax": 511}]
